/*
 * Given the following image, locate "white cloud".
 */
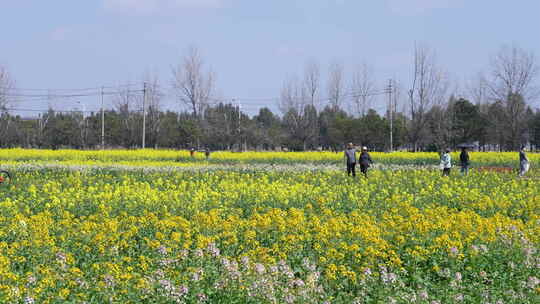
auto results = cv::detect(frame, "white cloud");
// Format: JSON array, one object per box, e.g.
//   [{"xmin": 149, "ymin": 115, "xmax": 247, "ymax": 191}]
[
  {"xmin": 386, "ymin": 0, "xmax": 463, "ymax": 16},
  {"xmin": 103, "ymin": 0, "xmax": 225, "ymax": 14}
]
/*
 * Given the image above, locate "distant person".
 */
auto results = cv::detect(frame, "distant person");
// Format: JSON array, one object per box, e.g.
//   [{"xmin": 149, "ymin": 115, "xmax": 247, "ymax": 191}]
[
  {"xmin": 205, "ymin": 148, "xmax": 211, "ymax": 160},
  {"xmin": 359, "ymin": 146, "xmax": 373, "ymax": 178},
  {"xmin": 519, "ymin": 146, "xmax": 529, "ymax": 177},
  {"xmin": 190, "ymin": 148, "xmax": 195, "ymax": 158},
  {"xmin": 440, "ymin": 149, "xmax": 452, "ymax": 176},
  {"xmin": 459, "ymin": 147, "xmax": 470, "ymax": 176},
  {"xmin": 344, "ymin": 143, "xmax": 357, "ymax": 177}
]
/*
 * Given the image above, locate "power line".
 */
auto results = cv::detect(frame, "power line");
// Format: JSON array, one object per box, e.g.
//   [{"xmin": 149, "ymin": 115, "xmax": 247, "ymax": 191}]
[
  {"xmin": 6, "ymin": 90, "xmax": 144, "ymax": 98},
  {"xmin": 5, "ymin": 108, "xmax": 99, "ymax": 113},
  {"xmin": 6, "ymin": 83, "xmax": 144, "ymax": 92},
  {"xmin": 7, "ymin": 90, "xmax": 146, "ymax": 104},
  {"xmin": 3, "ymin": 82, "xmax": 390, "ymax": 116},
  {"xmin": 5, "ymin": 107, "xmax": 145, "ymax": 113}
]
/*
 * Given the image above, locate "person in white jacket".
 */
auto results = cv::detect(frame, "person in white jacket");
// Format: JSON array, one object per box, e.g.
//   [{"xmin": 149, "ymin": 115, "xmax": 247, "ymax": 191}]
[{"xmin": 440, "ymin": 149, "xmax": 452, "ymax": 176}]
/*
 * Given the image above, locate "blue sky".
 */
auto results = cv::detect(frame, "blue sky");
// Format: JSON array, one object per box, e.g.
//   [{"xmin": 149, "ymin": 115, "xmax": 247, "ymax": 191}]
[{"xmin": 2, "ymin": 0, "xmax": 540, "ymax": 115}]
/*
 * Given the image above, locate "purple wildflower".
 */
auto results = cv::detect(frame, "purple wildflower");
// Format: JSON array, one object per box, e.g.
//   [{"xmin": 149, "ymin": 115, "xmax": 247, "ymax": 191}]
[
  {"xmin": 527, "ymin": 276, "xmax": 539, "ymax": 289},
  {"xmin": 255, "ymin": 263, "xmax": 266, "ymax": 275},
  {"xmin": 284, "ymin": 294, "xmax": 295, "ymax": 304},
  {"xmin": 197, "ymin": 293, "xmax": 208, "ymax": 302},
  {"xmin": 178, "ymin": 285, "xmax": 189, "ymax": 296},
  {"xmin": 56, "ymin": 252, "xmax": 67, "ymax": 264},
  {"xmin": 104, "ymin": 275, "xmax": 115, "ymax": 288},
  {"xmin": 291, "ymin": 279, "xmax": 305, "ymax": 288},
  {"xmin": 241, "ymin": 256, "xmax": 250, "ymax": 268},
  {"xmin": 159, "ymin": 279, "xmax": 174, "ymax": 292},
  {"xmin": 207, "ymin": 243, "xmax": 220, "ymax": 257},
  {"xmin": 179, "ymin": 249, "xmax": 189, "ymax": 259},
  {"xmin": 24, "ymin": 296, "xmax": 35, "ymax": 304}
]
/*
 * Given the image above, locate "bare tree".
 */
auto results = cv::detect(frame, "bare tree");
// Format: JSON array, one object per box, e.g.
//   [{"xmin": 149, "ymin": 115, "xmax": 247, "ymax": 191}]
[
  {"xmin": 279, "ymin": 76, "xmax": 303, "ymax": 115},
  {"xmin": 0, "ymin": 66, "xmax": 15, "ymax": 147},
  {"xmin": 37, "ymin": 112, "xmax": 50, "ymax": 148},
  {"xmin": 0, "ymin": 65, "xmax": 14, "ymax": 110},
  {"xmin": 351, "ymin": 63, "xmax": 376, "ymax": 117},
  {"xmin": 426, "ymin": 95, "xmax": 453, "ymax": 151},
  {"xmin": 408, "ymin": 44, "xmax": 448, "ymax": 151},
  {"xmin": 113, "ymin": 84, "xmax": 140, "ymax": 147},
  {"xmin": 487, "ymin": 45, "xmax": 539, "ymax": 101},
  {"xmin": 301, "ymin": 60, "xmax": 321, "ymax": 146},
  {"xmin": 172, "ymin": 46, "xmax": 214, "ymax": 118},
  {"xmin": 467, "ymin": 73, "xmax": 489, "ymax": 105},
  {"xmin": 303, "ymin": 60, "xmax": 320, "ymax": 108},
  {"xmin": 143, "ymin": 73, "xmax": 164, "ymax": 148},
  {"xmin": 484, "ymin": 45, "xmax": 539, "ymax": 150},
  {"xmin": 74, "ymin": 100, "xmax": 88, "ymax": 148},
  {"xmin": 279, "ymin": 76, "xmax": 317, "ymax": 150},
  {"xmin": 327, "ymin": 62, "xmax": 345, "ymax": 110},
  {"xmin": 34, "ymin": 92, "xmax": 57, "ymax": 148}
]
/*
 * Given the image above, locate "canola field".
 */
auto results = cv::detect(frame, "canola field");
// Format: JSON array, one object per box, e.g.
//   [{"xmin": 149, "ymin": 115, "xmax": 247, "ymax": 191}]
[
  {"xmin": 0, "ymin": 149, "xmax": 538, "ymax": 303},
  {"xmin": 0, "ymin": 148, "xmax": 538, "ymax": 167}
]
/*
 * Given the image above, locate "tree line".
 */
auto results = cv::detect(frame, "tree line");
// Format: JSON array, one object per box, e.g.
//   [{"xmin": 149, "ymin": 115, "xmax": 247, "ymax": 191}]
[{"xmin": 1, "ymin": 44, "xmax": 539, "ymax": 151}]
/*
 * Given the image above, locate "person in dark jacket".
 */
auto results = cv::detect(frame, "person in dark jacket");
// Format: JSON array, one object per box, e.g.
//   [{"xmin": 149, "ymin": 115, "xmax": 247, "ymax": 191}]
[
  {"xmin": 459, "ymin": 147, "xmax": 470, "ymax": 176},
  {"xmin": 344, "ymin": 143, "xmax": 357, "ymax": 177},
  {"xmin": 359, "ymin": 146, "xmax": 373, "ymax": 178},
  {"xmin": 519, "ymin": 146, "xmax": 529, "ymax": 177}
]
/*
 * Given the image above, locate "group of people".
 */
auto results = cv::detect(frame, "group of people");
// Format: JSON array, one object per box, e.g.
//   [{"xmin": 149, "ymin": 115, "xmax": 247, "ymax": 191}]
[
  {"xmin": 190, "ymin": 148, "xmax": 211, "ymax": 160},
  {"xmin": 440, "ymin": 146, "xmax": 530, "ymax": 177},
  {"xmin": 344, "ymin": 143, "xmax": 374, "ymax": 178},
  {"xmin": 439, "ymin": 148, "xmax": 470, "ymax": 176},
  {"xmin": 345, "ymin": 144, "xmax": 532, "ymax": 177}
]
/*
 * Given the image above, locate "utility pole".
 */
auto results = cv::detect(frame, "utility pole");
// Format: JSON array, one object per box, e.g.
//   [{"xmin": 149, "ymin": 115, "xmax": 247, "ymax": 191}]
[
  {"xmin": 393, "ymin": 81, "xmax": 399, "ymax": 151},
  {"xmin": 387, "ymin": 79, "xmax": 393, "ymax": 152},
  {"xmin": 101, "ymin": 86, "xmax": 105, "ymax": 150},
  {"xmin": 235, "ymin": 99, "xmax": 241, "ymax": 151},
  {"xmin": 142, "ymin": 82, "xmax": 147, "ymax": 149},
  {"xmin": 76, "ymin": 101, "xmax": 87, "ymax": 148},
  {"xmin": 82, "ymin": 101, "xmax": 87, "ymax": 149}
]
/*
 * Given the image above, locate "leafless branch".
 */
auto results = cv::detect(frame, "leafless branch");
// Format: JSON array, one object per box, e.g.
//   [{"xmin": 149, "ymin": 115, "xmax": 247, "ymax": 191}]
[
  {"xmin": 171, "ymin": 46, "xmax": 214, "ymax": 118},
  {"xmin": 327, "ymin": 61, "xmax": 345, "ymax": 110},
  {"xmin": 0, "ymin": 65, "xmax": 15, "ymax": 110},
  {"xmin": 303, "ymin": 60, "xmax": 320, "ymax": 108},
  {"xmin": 351, "ymin": 63, "xmax": 376, "ymax": 117}
]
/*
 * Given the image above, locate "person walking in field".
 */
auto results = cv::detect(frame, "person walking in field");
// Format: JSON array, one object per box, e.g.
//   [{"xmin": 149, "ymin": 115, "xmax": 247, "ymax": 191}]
[
  {"xmin": 519, "ymin": 146, "xmax": 530, "ymax": 177},
  {"xmin": 205, "ymin": 148, "xmax": 211, "ymax": 160},
  {"xmin": 344, "ymin": 143, "xmax": 357, "ymax": 177},
  {"xmin": 459, "ymin": 147, "xmax": 470, "ymax": 176},
  {"xmin": 359, "ymin": 146, "xmax": 373, "ymax": 178},
  {"xmin": 440, "ymin": 149, "xmax": 452, "ymax": 176}
]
